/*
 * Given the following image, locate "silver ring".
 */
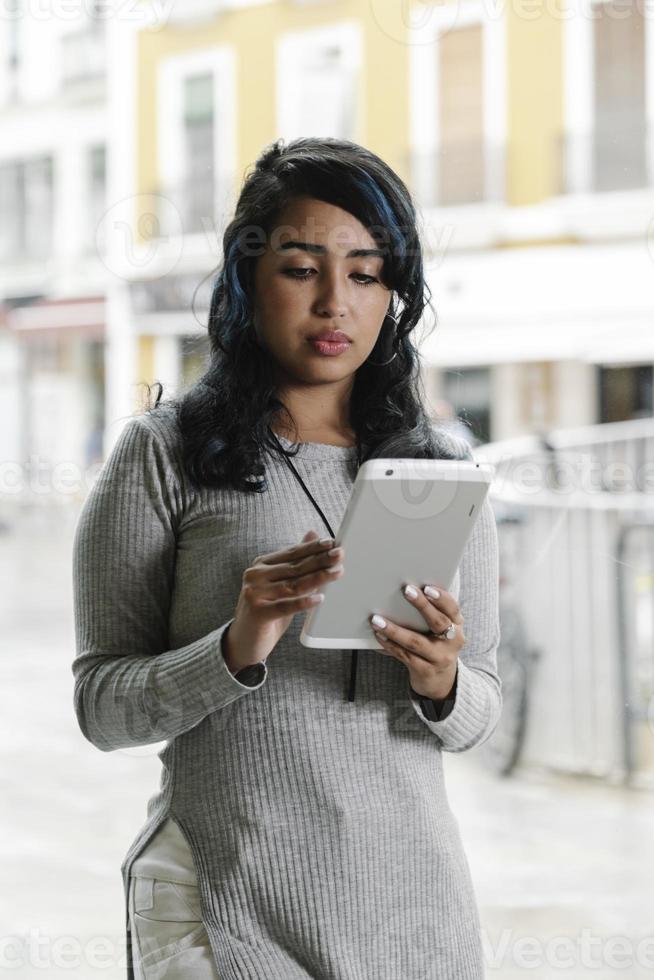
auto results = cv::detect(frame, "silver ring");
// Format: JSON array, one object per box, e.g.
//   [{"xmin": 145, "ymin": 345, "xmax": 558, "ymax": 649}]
[{"xmin": 432, "ymin": 622, "xmax": 456, "ymax": 641}]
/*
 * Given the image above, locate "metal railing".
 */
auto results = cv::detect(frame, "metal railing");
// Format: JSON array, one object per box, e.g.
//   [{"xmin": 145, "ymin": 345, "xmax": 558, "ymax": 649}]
[
  {"xmin": 144, "ymin": 176, "xmax": 234, "ymax": 239},
  {"xmin": 476, "ymin": 417, "xmax": 654, "ymax": 785},
  {"xmin": 407, "ymin": 140, "xmax": 507, "ymax": 209},
  {"xmin": 552, "ymin": 124, "xmax": 654, "ymax": 196},
  {"xmin": 482, "ymin": 416, "xmax": 654, "ymax": 495}
]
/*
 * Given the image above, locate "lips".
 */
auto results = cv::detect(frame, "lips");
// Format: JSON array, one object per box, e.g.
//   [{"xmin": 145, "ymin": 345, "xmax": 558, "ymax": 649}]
[
  {"xmin": 308, "ymin": 336, "xmax": 352, "ymax": 357},
  {"xmin": 308, "ymin": 330, "xmax": 352, "ymax": 343}
]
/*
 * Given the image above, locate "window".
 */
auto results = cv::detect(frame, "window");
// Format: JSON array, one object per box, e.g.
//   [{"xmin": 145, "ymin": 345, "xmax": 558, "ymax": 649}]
[
  {"xmin": 7, "ymin": 0, "xmax": 20, "ymax": 71},
  {"xmin": 442, "ymin": 366, "xmax": 491, "ymax": 444},
  {"xmin": 24, "ymin": 156, "xmax": 54, "ymax": 259},
  {"xmin": 409, "ymin": 2, "xmax": 506, "ymax": 210},
  {"xmin": 0, "ymin": 161, "xmax": 23, "ymax": 259},
  {"xmin": 0, "ymin": 156, "xmax": 53, "ymax": 260},
  {"xmin": 277, "ymin": 22, "xmax": 362, "ymax": 141},
  {"xmin": 89, "ymin": 0, "xmax": 105, "ymax": 25},
  {"xmin": 592, "ymin": 0, "xmax": 646, "ymax": 191},
  {"xmin": 182, "ymin": 72, "xmax": 215, "ymax": 233},
  {"xmin": 88, "ymin": 144, "xmax": 106, "ymax": 253},
  {"xmin": 157, "ymin": 46, "xmax": 236, "ymax": 240},
  {"xmin": 294, "ymin": 42, "xmax": 356, "ymax": 138},
  {"xmin": 599, "ymin": 365, "xmax": 653, "ymax": 423},
  {"xmin": 180, "ymin": 334, "xmax": 210, "ymax": 389},
  {"xmin": 561, "ymin": 0, "xmax": 650, "ymax": 195},
  {"xmin": 30, "ymin": 336, "xmax": 64, "ymax": 372},
  {"xmin": 438, "ymin": 24, "xmax": 485, "ymax": 205}
]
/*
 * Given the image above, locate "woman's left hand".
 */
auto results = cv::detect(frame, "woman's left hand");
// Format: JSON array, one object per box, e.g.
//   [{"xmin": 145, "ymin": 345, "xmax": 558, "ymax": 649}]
[{"xmin": 369, "ymin": 584, "xmax": 465, "ymax": 700}]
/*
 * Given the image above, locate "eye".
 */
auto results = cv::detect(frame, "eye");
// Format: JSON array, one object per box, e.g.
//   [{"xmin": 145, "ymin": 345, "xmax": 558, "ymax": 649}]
[
  {"xmin": 283, "ymin": 269, "xmax": 378, "ymax": 287},
  {"xmin": 282, "ymin": 268, "xmax": 315, "ymax": 280}
]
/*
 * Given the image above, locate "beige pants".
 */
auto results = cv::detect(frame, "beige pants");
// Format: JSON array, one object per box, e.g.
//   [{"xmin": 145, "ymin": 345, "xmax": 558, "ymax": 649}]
[{"xmin": 128, "ymin": 817, "xmax": 221, "ymax": 979}]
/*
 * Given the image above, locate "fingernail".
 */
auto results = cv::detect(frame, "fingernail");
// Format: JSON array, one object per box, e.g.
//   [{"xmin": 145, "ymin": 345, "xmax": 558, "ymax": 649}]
[
  {"xmin": 404, "ymin": 585, "xmax": 418, "ymax": 599},
  {"xmin": 424, "ymin": 586, "xmax": 440, "ymax": 599},
  {"xmin": 371, "ymin": 614, "xmax": 387, "ymax": 629}
]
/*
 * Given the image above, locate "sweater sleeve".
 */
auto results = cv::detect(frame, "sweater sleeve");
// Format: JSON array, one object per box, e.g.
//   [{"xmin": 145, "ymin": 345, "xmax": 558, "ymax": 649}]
[
  {"xmin": 71, "ymin": 415, "xmax": 267, "ymax": 753},
  {"xmin": 410, "ymin": 670, "xmax": 458, "ymax": 722},
  {"xmin": 408, "ymin": 487, "xmax": 502, "ymax": 752}
]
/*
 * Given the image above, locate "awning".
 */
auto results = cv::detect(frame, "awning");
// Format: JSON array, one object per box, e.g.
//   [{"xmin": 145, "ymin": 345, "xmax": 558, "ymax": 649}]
[{"xmin": 5, "ymin": 296, "xmax": 106, "ymax": 340}]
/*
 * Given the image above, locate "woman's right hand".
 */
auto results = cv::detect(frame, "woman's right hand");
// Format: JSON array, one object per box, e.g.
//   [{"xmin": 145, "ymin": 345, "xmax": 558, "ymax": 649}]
[{"xmin": 221, "ymin": 530, "xmax": 345, "ymax": 675}]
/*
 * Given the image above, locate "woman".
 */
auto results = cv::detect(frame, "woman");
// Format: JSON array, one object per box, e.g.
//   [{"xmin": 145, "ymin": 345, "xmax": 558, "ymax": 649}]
[{"xmin": 72, "ymin": 136, "xmax": 502, "ymax": 980}]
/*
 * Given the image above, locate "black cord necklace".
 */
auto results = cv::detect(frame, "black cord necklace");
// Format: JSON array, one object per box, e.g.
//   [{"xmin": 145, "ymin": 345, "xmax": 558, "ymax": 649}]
[{"xmin": 267, "ymin": 427, "xmax": 362, "ymax": 702}]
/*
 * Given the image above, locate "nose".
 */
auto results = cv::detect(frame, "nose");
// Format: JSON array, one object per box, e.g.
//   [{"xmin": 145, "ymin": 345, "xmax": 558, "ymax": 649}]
[{"xmin": 314, "ymin": 270, "xmax": 349, "ymax": 319}]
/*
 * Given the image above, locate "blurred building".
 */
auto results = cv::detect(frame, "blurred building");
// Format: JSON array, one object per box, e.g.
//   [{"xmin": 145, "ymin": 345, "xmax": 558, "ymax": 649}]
[
  {"xmin": 409, "ymin": 0, "xmax": 654, "ymax": 442},
  {"xmin": 115, "ymin": 0, "xmax": 653, "ymax": 452},
  {"xmin": 2, "ymin": 0, "xmax": 653, "ymax": 472},
  {"xmin": 0, "ymin": 3, "xmax": 108, "ymax": 491},
  {"xmin": 104, "ymin": 0, "xmax": 373, "ymax": 449}
]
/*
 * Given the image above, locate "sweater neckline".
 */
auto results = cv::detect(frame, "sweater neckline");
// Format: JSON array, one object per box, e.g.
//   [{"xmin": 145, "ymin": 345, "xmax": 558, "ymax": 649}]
[{"xmin": 272, "ymin": 432, "xmax": 359, "ymax": 461}]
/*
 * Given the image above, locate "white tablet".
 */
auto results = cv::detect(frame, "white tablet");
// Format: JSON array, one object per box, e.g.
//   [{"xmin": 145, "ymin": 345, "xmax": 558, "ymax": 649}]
[{"xmin": 299, "ymin": 457, "xmax": 495, "ymax": 649}]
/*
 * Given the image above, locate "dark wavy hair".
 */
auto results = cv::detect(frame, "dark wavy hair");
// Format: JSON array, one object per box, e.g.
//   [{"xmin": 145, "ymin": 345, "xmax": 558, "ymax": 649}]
[{"xmin": 142, "ymin": 136, "xmax": 469, "ymax": 493}]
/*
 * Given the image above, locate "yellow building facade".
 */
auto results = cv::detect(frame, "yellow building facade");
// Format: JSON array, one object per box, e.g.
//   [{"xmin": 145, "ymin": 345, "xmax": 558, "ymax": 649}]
[{"xmin": 124, "ymin": 0, "xmax": 654, "ymax": 440}]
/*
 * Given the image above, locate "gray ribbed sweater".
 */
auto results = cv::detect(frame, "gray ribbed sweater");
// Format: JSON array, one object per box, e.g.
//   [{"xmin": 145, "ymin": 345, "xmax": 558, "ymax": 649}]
[{"xmin": 71, "ymin": 402, "xmax": 502, "ymax": 980}]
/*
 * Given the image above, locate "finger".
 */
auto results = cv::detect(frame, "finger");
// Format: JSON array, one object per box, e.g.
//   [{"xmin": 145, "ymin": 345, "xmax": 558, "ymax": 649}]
[
  {"xmin": 372, "ymin": 631, "xmax": 411, "ymax": 664},
  {"xmin": 258, "ymin": 532, "xmax": 334, "ymax": 564},
  {"xmin": 257, "ymin": 548, "xmax": 342, "ymax": 587},
  {"xmin": 417, "ymin": 584, "xmax": 464, "ymax": 625},
  {"xmin": 375, "ymin": 631, "xmax": 459, "ymax": 693},
  {"xmin": 369, "ymin": 615, "xmax": 435, "ymax": 662},
  {"xmin": 400, "ymin": 584, "xmax": 459, "ymax": 633}
]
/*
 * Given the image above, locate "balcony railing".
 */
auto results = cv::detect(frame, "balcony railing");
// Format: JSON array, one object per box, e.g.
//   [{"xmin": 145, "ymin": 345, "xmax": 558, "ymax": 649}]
[
  {"xmin": 408, "ymin": 140, "xmax": 506, "ymax": 209},
  {"xmin": 61, "ymin": 27, "xmax": 106, "ymax": 89},
  {"xmin": 484, "ymin": 415, "xmax": 654, "ymax": 495},
  {"xmin": 142, "ymin": 176, "xmax": 231, "ymax": 240},
  {"xmin": 553, "ymin": 122, "xmax": 653, "ymax": 195}
]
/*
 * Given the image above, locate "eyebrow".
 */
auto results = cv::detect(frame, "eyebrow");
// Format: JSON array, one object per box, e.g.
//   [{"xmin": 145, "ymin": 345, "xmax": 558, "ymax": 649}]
[{"xmin": 277, "ymin": 240, "xmax": 386, "ymax": 259}]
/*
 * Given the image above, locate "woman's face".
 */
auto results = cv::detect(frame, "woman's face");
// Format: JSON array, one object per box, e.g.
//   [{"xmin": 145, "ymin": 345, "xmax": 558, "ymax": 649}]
[{"xmin": 250, "ymin": 196, "xmax": 393, "ymax": 387}]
